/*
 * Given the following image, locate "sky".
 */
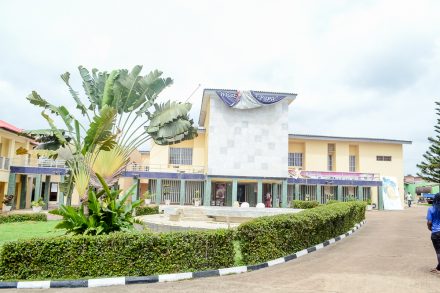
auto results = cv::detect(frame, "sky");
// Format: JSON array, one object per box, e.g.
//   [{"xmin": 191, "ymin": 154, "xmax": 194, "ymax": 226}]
[{"xmin": 0, "ymin": 0, "xmax": 438, "ymax": 175}]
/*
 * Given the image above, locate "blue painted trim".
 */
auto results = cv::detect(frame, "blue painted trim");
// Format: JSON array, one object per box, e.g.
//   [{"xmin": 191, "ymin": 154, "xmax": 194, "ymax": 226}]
[
  {"xmin": 122, "ymin": 171, "xmax": 205, "ymax": 180},
  {"xmin": 287, "ymin": 178, "xmax": 382, "ymax": 186},
  {"xmin": 10, "ymin": 166, "xmax": 68, "ymax": 175}
]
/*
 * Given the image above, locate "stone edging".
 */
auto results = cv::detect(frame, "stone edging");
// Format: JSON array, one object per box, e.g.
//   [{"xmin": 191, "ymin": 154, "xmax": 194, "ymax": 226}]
[{"xmin": 0, "ymin": 220, "xmax": 366, "ymax": 289}]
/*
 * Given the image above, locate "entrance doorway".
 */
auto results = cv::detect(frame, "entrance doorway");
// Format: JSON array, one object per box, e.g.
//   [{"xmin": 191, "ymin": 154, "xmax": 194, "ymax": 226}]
[{"xmin": 237, "ymin": 184, "xmax": 246, "ymax": 203}]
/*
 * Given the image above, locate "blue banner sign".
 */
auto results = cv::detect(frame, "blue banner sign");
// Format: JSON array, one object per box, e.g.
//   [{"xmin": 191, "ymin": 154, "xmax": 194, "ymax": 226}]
[
  {"xmin": 216, "ymin": 90, "xmax": 240, "ymax": 107},
  {"xmin": 251, "ymin": 91, "xmax": 286, "ymax": 104}
]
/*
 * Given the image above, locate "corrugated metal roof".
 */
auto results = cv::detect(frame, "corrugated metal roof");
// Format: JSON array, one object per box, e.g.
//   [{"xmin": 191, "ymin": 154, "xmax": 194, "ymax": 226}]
[{"xmin": 0, "ymin": 119, "xmax": 22, "ymax": 134}]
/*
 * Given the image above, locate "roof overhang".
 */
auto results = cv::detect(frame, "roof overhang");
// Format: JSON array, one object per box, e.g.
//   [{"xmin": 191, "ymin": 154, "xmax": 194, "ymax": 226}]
[{"xmin": 289, "ymin": 134, "xmax": 412, "ymax": 145}]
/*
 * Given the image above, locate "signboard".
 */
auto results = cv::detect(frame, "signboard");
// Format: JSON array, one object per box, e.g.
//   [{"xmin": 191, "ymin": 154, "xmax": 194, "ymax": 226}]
[
  {"xmin": 381, "ymin": 176, "xmax": 403, "ymax": 210},
  {"xmin": 288, "ymin": 169, "xmax": 377, "ymax": 181}
]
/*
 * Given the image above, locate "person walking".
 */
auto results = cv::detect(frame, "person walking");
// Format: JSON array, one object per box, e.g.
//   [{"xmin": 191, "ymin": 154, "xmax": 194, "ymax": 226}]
[
  {"xmin": 427, "ymin": 193, "xmax": 440, "ymax": 275},
  {"xmin": 407, "ymin": 192, "xmax": 413, "ymax": 208}
]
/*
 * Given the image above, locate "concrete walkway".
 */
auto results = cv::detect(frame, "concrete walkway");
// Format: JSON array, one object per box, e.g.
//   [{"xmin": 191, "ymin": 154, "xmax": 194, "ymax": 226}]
[{"xmin": 16, "ymin": 206, "xmax": 440, "ymax": 293}]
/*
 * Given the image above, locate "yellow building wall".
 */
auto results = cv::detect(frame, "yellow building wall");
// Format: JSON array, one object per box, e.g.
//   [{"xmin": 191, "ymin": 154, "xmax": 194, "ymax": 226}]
[
  {"xmin": 148, "ymin": 132, "xmax": 206, "ymax": 172},
  {"xmin": 289, "ymin": 138, "xmax": 405, "ymax": 205},
  {"xmin": 359, "ymin": 142, "xmax": 404, "ymax": 205}
]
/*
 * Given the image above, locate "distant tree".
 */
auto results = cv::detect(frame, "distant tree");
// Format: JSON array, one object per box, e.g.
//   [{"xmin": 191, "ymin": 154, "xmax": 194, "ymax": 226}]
[{"xmin": 417, "ymin": 101, "xmax": 440, "ymax": 184}]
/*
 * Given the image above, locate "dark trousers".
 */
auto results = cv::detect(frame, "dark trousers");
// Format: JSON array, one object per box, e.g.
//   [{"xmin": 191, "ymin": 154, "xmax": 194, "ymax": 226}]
[
  {"xmin": 431, "ymin": 231, "xmax": 440, "ymax": 270},
  {"xmin": 408, "ymin": 200, "xmax": 412, "ymax": 207}
]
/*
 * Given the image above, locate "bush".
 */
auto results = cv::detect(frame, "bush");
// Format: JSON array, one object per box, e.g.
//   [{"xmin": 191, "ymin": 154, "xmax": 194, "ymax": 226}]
[
  {"xmin": 0, "ymin": 213, "xmax": 47, "ymax": 224},
  {"xmin": 237, "ymin": 201, "xmax": 366, "ymax": 264},
  {"xmin": 326, "ymin": 200, "xmax": 340, "ymax": 205},
  {"xmin": 135, "ymin": 205, "xmax": 159, "ymax": 216},
  {"xmin": 51, "ymin": 174, "xmax": 141, "ymax": 236},
  {"xmin": 49, "ymin": 206, "xmax": 80, "ymax": 215},
  {"xmin": 0, "ymin": 229, "xmax": 235, "ymax": 280},
  {"xmin": 291, "ymin": 200, "xmax": 320, "ymax": 209}
]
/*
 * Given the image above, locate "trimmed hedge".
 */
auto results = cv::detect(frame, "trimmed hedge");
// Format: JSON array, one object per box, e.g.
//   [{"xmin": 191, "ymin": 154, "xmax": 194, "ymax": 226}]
[
  {"xmin": 291, "ymin": 200, "xmax": 320, "ymax": 209},
  {"xmin": 0, "ymin": 229, "xmax": 234, "ymax": 280},
  {"xmin": 135, "ymin": 205, "xmax": 159, "ymax": 216},
  {"xmin": 0, "ymin": 213, "xmax": 47, "ymax": 224},
  {"xmin": 237, "ymin": 201, "xmax": 366, "ymax": 264}
]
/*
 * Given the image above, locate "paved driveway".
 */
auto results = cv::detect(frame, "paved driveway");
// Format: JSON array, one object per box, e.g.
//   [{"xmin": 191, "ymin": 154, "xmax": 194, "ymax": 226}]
[{"xmin": 16, "ymin": 206, "xmax": 440, "ymax": 293}]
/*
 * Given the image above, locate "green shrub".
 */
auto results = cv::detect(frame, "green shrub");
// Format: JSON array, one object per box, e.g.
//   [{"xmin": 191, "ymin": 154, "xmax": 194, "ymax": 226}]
[
  {"xmin": 0, "ymin": 213, "xmax": 47, "ymax": 224},
  {"xmin": 237, "ymin": 201, "xmax": 366, "ymax": 264},
  {"xmin": 49, "ymin": 206, "xmax": 80, "ymax": 215},
  {"xmin": 0, "ymin": 229, "xmax": 234, "ymax": 280},
  {"xmin": 326, "ymin": 200, "xmax": 340, "ymax": 205},
  {"xmin": 291, "ymin": 200, "xmax": 320, "ymax": 209},
  {"xmin": 135, "ymin": 205, "xmax": 159, "ymax": 216},
  {"xmin": 51, "ymin": 174, "xmax": 140, "ymax": 235}
]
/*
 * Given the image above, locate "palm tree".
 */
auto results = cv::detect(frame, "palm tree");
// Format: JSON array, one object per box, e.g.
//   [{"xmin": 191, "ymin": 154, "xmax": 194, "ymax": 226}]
[{"xmin": 23, "ymin": 66, "xmax": 197, "ymax": 202}]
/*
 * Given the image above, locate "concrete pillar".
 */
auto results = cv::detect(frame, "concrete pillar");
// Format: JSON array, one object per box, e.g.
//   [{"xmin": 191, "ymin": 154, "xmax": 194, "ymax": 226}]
[
  {"xmin": 358, "ymin": 186, "xmax": 364, "ymax": 201},
  {"xmin": 58, "ymin": 175, "xmax": 65, "ymax": 206},
  {"xmin": 203, "ymin": 178, "xmax": 211, "ymax": 206},
  {"xmin": 281, "ymin": 180, "xmax": 288, "ymax": 208},
  {"xmin": 272, "ymin": 184, "xmax": 278, "ymax": 207},
  {"xmin": 34, "ymin": 174, "xmax": 42, "ymax": 201},
  {"xmin": 132, "ymin": 177, "xmax": 140, "ymax": 202},
  {"xmin": 179, "ymin": 179, "xmax": 185, "ymax": 205},
  {"xmin": 155, "ymin": 179, "xmax": 162, "ymax": 204},
  {"xmin": 19, "ymin": 175, "xmax": 27, "ymax": 209},
  {"xmin": 378, "ymin": 186, "xmax": 384, "ymax": 210},
  {"xmin": 232, "ymin": 179, "xmax": 238, "ymax": 204},
  {"xmin": 317, "ymin": 184, "xmax": 322, "ymax": 204},
  {"xmin": 337, "ymin": 185, "xmax": 343, "ymax": 201},
  {"xmin": 7, "ymin": 173, "xmax": 16, "ymax": 210},
  {"xmin": 25, "ymin": 176, "xmax": 33, "ymax": 209},
  {"xmin": 294, "ymin": 184, "xmax": 299, "ymax": 200},
  {"xmin": 43, "ymin": 175, "xmax": 50, "ymax": 210},
  {"xmin": 7, "ymin": 140, "xmax": 15, "ymax": 160},
  {"xmin": 257, "ymin": 180, "xmax": 263, "ymax": 204}
]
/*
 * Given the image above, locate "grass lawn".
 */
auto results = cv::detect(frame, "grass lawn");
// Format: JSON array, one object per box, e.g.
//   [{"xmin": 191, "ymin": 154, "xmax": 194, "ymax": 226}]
[{"xmin": 0, "ymin": 221, "xmax": 65, "ymax": 247}]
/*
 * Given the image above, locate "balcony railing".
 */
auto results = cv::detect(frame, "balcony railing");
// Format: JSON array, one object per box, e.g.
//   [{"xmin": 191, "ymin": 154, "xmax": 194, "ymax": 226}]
[
  {"xmin": 9, "ymin": 157, "xmax": 67, "ymax": 168},
  {"xmin": 126, "ymin": 163, "xmax": 206, "ymax": 174}
]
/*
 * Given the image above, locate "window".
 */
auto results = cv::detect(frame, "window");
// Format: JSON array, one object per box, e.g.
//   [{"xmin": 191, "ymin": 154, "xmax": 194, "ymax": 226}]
[
  {"xmin": 327, "ymin": 144, "xmax": 335, "ymax": 171},
  {"xmin": 288, "ymin": 153, "xmax": 303, "ymax": 167},
  {"xmin": 169, "ymin": 148, "xmax": 193, "ymax": 165},
  {"xmin": 327, "ymin": 154, "xmax": 333, "ymax": 171},
  {"xmin": 349, "ymin": 155, "xmax": 356, "ymax": 172},
  {"xmin": 376, "ymin": 156, "xmax": 392, "ymax": 162}
]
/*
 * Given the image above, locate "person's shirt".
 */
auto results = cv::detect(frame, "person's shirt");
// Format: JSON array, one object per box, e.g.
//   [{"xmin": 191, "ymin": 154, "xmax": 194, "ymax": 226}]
[
  {"xmin": 427, "ymin": 206, "xmax": 440, "ymax": 233},
  {"xmin": 407, "ymin": 193, "xmax": 412, "ymax": 200}
]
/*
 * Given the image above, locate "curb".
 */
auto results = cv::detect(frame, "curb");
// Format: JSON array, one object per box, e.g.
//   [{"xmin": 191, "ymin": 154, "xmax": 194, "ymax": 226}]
[{"xmin": 0, "ymin": 220, "xmax": 366, "ymax": 289}]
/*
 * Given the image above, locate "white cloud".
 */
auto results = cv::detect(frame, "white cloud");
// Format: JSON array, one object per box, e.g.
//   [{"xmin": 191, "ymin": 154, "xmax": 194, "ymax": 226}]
[{"xmin": 0, "ymin": 0, "xmax": 438, "ymax": 175}]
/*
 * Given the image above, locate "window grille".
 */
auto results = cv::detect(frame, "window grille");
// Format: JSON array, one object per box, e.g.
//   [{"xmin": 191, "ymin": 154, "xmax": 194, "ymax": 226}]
[
  {"xmin": 349, "ymin": 155, "xmax": 356, "ymax": 172},
  {"xmin": 169, "ymin": 148, "xmax": 193, "ymax": 165},
  {"xmin": 288, "ymin": 153, "xmax": 303, "ymax": 167}
]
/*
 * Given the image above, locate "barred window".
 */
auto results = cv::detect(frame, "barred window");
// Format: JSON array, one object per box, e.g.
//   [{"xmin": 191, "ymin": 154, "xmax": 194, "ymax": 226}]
[
  {"xmin": 169, "ymin": 148, "xmax": 193, "ymax": 165},
  {"xmin": 327, "ymin": 154, "xmax": 333, "ymax": 171},
  {"xmin": 349, "ymin": 155, "xmax": 356, "ymax": 172},
  {"xmin": 376, "ymin": 156, "xmax": 392, "ymax": 162},
  {"xmin": 288, "ymin": 153, "xmax": 303, "ymax": 167}
]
